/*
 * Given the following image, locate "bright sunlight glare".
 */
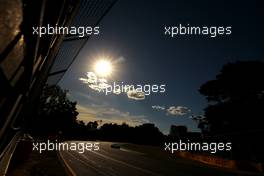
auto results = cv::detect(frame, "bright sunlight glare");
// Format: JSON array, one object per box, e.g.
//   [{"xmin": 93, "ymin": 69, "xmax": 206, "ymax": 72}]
[{"xmin": 94, "ymin": 59, "xmax": 112, "ymax": 77}]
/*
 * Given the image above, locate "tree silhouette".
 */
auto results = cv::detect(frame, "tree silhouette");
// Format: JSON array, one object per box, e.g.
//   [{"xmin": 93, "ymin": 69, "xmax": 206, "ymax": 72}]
[
  {"xmin": 199, "ymin": 61, "xmax": 264, "ymax": 161},
  {"xmin": 87, "ymin": 121, "xmax": 98, "ymax": 130},
  {"xmin": 31, "ymin": 85, "xmax": 79, "ymax": 136},
  {"xmin": 98, "ymin": 123, "xmax": 164, "ymax": 145},
  {"xmin": 199, "ymin": 61, "xmax": 264, "ymax": 135}
]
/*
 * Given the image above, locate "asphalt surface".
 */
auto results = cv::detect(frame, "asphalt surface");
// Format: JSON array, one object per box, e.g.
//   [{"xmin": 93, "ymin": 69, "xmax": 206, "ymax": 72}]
[{"xmin": 59, "ymin": 141, "xmax": 260, "ymax": 176}]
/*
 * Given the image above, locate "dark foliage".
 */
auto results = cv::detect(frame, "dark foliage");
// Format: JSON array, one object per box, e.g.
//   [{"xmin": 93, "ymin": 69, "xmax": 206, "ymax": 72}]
[
  {"xmin": 199, "ymin": 61, "xmax": 264, "ymax": 134},
  {"xmin": 31, "ymin": 85, "xmax": 165, "ymax": 145},
  {"xmin": 77, "ymin": 122, "xmax": 165, "ymax": 146},
  {"xmin": 30, "ymin": 85, "xmax": 79, "ymax": 136},
  {"xmin": 199, "ymin": 61, "xmax": 264, "ymax": 161}
]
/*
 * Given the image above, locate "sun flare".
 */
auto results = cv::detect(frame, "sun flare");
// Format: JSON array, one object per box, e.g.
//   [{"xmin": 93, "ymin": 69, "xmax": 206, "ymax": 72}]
[{"xmin": 94, "ymin": 59, "xmax": 112, "ymax": 77}]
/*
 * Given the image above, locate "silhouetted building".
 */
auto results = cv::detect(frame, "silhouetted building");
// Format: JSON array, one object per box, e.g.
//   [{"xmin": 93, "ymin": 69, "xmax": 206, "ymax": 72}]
[{"xmin": 169, "ymin": 125, "xmax": 187, "ymax": 138}]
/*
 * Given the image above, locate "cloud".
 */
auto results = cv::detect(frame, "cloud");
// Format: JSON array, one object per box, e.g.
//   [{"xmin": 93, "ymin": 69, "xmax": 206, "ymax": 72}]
[
  {"xmin": 86, "ymin": 72, "xmax": 97, "ymax": 84},
  {"xmin": 166, "ymin": 106, "xmax": 191, "ymax": 116},
  {"xmin": 79, "ymin": 71, "xmax": 146, "ymax": 101},
  {"xmin": 189, "ymin": 115, "xmax": 206, "ymax": 121},
  {"xmin": 76, "ymin": 104, "xmax": 149, "ymax": 126},
  {"xmin": 127, "ymin": 90, "xmax": 145, "ymax": 100},
  {"xmin": 113, "ymin": 56, "xmax": 125, "ymax": 64},
  {"xmin": 152, "ymin": 105, "xmax": 165, "ymax": 110},
  {"xmin": 79, "ymin": 75, "xmax": 96, "ymax": 85},
  {"xmin": 97, "ymin": 79, "xmax": 111, "ymax": 90},
  {"xmin": 79, "ymin": 78, "xmax": 89, "ymax": 84},
  {"xmin": 80, "ymin": 72, "xmax": 112, "ymax": 93},
  {"xmin": 88, "ymin": 84, "xmax": 101, "ymax": 92},
  {"xmin": 79, "ymin": 72, "xmax": 98, "ymax": 85},
  {"xmin": 152, "ymin": 105, "xmax": 191, "ymax": 116}
]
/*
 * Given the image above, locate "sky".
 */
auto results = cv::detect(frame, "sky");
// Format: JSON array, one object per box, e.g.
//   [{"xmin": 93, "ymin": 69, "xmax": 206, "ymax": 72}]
[{"xmin": 59, "ymin": 0, "xmax": 263, "ymax": 134}]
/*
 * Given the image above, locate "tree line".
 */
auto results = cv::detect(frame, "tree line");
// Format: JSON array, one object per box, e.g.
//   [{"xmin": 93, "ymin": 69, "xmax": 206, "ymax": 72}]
[{"xmin": 28, "ymin": 60, "xmax": 264, "ymax": 162}]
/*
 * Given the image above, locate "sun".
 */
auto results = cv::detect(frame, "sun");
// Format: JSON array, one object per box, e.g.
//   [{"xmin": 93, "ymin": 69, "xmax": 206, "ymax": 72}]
[{"xmin": 94, "ymin": 59, "xmax": 112, "ymax": 77}]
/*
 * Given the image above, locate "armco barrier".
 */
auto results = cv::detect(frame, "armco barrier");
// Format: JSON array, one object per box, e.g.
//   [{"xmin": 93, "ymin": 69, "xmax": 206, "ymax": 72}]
[{"xmin": 176, "ymin": 151, "xmax": 263, "ymax": 173}]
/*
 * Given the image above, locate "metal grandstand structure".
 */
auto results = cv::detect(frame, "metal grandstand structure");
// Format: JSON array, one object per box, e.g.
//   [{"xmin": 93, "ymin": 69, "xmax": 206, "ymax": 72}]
[
  {"xmin": 0, "ymin": 0, "xmax": 116, "ymax": 174},
  {"xmin": 47, "ymin": 0, "xmax": 117, "ymax": 86}
]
